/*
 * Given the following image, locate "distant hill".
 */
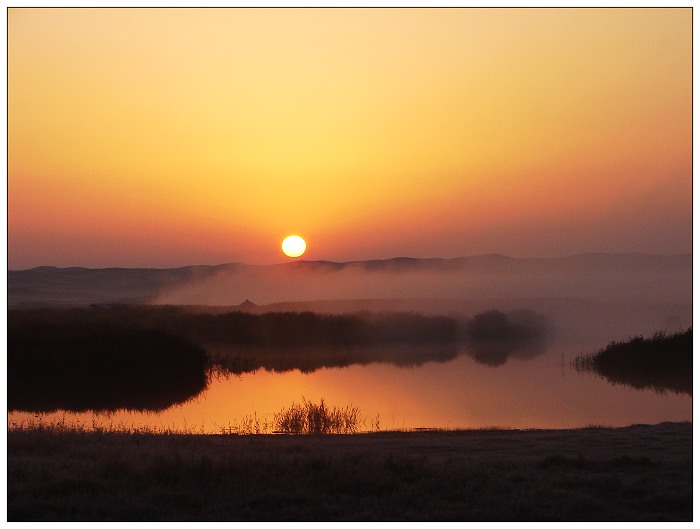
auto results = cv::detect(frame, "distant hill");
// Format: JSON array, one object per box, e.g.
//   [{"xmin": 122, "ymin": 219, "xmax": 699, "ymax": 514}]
[{"xmin": 8, "ymin": 253, "xmax": 692, "ymax": 309}]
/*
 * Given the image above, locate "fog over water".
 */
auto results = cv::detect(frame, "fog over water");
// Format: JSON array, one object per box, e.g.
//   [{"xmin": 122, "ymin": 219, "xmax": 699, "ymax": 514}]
[
  {"xmin": 9, "ymin": 253, "xmax": 691, "ymax": 347},
  {"xmin": 152, "ymin": 254, "xmax": 691, "ymax": 345},
  {"xmin": 153, "ymin": 254, "xmax": 691, "ymax": 307}
]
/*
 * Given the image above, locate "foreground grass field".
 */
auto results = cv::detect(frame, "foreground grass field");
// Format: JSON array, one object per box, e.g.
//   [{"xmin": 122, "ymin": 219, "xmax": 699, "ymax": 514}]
[{"xmin": 7, "ymin": 422, "xmax": 691, "ymax": 521}]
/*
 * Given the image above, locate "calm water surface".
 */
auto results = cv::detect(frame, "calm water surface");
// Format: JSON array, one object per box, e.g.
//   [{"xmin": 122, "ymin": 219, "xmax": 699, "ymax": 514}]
[{"xmin": 9, "ymin": 338, "xmax": 690, "ymax": 433}]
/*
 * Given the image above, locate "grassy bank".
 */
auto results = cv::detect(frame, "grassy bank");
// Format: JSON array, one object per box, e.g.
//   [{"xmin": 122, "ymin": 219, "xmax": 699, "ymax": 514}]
[{"xmin": 7, "ymin": 422, "xmax": 691, "ymax": 521}]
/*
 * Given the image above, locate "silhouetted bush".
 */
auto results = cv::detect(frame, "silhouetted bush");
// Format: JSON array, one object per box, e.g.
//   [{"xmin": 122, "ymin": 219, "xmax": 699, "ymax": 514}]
[
  {"xmin": 573, "ymin": 328, "xmax": 692, "ymax": 395},
  {"xmin": 463, "ymin": 309, "xmax": 547, "ymax": 366},
  {"xmin": 464, "ymin": 309, "xmax": 545, "ymax": 342}
]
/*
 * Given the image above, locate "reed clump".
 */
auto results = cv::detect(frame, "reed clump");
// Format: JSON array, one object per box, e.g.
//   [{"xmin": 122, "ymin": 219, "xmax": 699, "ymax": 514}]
[
  {"xmin": 572, "ymin": 328, "xmax": 692, "ymax": 395},
  {"xmin": 274, "ymin": 398, "xmax": 362, "ymax": 434}
]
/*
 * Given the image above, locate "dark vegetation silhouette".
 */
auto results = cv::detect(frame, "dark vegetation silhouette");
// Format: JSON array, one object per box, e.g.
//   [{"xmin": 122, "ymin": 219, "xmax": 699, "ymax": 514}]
[
  {"xmin": 160, "ymin": 309, "xmax": 459, "ymax": 347},
  {"xmin": 8, "ymin": 323, "xmax": 208, "ymax": 412},
  {"xmin": 274, "ymin": 398, "xmax": 362, "ymax": 434},
  {"xmin": 9, "ymin": 306, "xmax": 459, "ymax": 346},
  {"xmin": 572, "ymin": 328, "xmax": 692, "ymax": 395},
  {"xmin": 462, "ymin": 309, "xmax": 548, "ymax": 366},
  {"xmin": 208, "ymin": 398, "xmax": 369, "ymax": 435},
  {"xmin": 8, "ymin": 306, "xmax": 548, "ymax": 412}
]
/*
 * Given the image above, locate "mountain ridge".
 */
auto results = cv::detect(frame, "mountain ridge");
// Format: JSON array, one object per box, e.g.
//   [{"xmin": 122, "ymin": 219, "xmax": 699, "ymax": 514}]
[{"xmin": 10, "ymin": 251, "xmax": 692, "ymax": 273}]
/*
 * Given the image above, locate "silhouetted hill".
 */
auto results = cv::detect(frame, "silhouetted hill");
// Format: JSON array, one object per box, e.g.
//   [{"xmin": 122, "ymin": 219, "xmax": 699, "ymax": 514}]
[{"xmin": 8, "ymin": 253, "xmax": 692, "ymax": 309}]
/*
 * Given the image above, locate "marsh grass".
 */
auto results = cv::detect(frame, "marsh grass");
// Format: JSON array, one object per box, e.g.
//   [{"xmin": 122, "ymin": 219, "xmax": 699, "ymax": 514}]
[
  {"xmin": 273, "ymin": 398, "xmax": 363, "ymax": 434},
  {"xmin": 572, "ymin": 328, "xmax": 691, "ymax": 395},
  {"xmin": 7, "ymin": 416, "xmax": 208, "ymax": 436},
  {"xmin": 9, "ymin": 398, "xmax": 371, "ymax": 437},
  {"xmin": 216, "ymin": 399, "xmax": 368, "ymax": 435},
  {"xmin": 220, "ymin": 413, "xmax": 275, "ymax": 435}
]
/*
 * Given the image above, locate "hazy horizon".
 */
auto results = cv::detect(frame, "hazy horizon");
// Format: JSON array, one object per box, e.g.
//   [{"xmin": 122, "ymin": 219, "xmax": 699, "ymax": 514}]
[{"xmin": 8, "ymin": 249, "xmax": 694, "ymax": 272}]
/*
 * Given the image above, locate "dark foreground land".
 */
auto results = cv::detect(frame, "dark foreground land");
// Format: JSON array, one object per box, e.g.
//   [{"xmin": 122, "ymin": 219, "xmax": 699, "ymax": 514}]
[{"xmin": 7, "ymin": 422, "xmax": 692, "ymax": 521}]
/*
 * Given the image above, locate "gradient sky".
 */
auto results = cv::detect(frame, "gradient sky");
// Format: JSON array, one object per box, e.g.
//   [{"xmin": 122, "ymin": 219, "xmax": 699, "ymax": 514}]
[{"xmin": 8, "ymin": 7, "xmax": 692, "ymax": 269}]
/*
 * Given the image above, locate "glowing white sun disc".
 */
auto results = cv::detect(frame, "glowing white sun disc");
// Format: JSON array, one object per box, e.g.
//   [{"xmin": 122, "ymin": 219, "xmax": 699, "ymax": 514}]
[{"xmin": 282, "ymin": 235, "xmax": 306, "ymax": 258}]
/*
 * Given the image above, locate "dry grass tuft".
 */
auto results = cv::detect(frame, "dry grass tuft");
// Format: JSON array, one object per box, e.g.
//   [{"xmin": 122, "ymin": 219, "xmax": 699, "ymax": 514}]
[{"xmin": 274, "ymin": 398, "xmax": 363, "ymax": 434}]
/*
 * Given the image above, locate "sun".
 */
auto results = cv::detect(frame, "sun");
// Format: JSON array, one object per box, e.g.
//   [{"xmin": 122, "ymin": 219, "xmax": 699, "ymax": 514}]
[{"xmin": 282, "ymin": 235, "xmax": 306, "ymax": 258}]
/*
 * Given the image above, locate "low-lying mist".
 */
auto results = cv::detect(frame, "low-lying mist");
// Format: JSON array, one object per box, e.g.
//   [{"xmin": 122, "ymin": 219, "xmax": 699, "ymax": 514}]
[
  {"xmin": 152, "ymin": 255, "xmax": 691, "ymax": 346},
  {"xmin": 153, "ymin": 254, "xmax": 691, "ymax": 307},
  {"xmin": 8, "ymin": 254, "xmax": 692, "ymax": 348}
]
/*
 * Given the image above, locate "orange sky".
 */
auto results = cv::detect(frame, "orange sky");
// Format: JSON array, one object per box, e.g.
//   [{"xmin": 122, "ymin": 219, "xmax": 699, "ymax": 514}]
[{"xmin": 8, "ymin": 8, "xmax": 692, "ymax": 268}]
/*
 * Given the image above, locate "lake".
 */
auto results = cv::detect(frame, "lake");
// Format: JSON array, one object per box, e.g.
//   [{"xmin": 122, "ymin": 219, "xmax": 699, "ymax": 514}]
[{"xmin": 8, "ymin": 335, "xmax": 690, "ymax": 433}]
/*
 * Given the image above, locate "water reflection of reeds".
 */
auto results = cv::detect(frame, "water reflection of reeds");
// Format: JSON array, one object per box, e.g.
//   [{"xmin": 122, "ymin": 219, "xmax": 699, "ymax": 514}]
[
  {"xmin": 8, "ymin": 323, "xmax": 209, "ymax": 412},
  {"xmin": 8, "ymin": 306, "xmax": 549, "ymax": 413},
  {"xmin": 207, "ymin": 342, "xmax": 462, "ymax": 375}
]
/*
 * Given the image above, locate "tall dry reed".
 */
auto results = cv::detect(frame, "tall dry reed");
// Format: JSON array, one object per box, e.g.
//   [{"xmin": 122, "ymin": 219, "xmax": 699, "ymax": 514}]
[{"xmin": 273, "ymin": 398, "xmax": 362, "ymax": 434}]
